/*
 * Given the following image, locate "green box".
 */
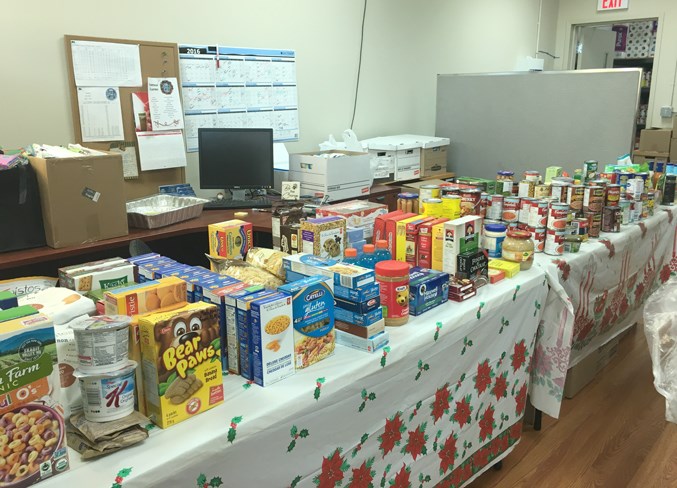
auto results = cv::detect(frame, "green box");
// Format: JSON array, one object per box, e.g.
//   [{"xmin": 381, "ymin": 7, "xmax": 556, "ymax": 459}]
[{"xmin": 455, "ymin": 177, "xmax": 497, "ymax": 195}]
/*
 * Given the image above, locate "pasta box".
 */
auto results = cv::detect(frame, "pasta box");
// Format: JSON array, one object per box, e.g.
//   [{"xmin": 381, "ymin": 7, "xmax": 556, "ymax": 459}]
[
  {"xmin": 408, "ymin": 267, "xmax": 450, "ymax": 316},
  {"xmin": 208, "ymin": 219, "xmax": 253, "ymax": 261},
  {"xmin": 283, "ymin": 253, "xmax": 374, "ymax": 290},
  {"xmin": 250, "ymin": 293, "xmax": 295, "ymax": 386}
]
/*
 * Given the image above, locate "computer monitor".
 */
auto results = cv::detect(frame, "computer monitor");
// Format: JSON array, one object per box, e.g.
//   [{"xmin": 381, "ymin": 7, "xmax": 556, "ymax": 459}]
[{"xmin": 198, "ymin": 128, "xmax": 274, "ymax": 194}]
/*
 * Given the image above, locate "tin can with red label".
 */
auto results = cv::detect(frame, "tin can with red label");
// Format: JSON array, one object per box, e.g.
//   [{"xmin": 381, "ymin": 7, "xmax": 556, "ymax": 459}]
[
  {"xmin": 585, "ymin": 211, "xmax": 602, "ymax": 238},
  {"xmin": 519, "ymin": 198, "xmax": 534, "ymax": 224},
  {"xmin": 583, "ymin": 186, "xmax": 605, "ymax": 213},
  {"xmin": 460, "ymin": 189, "xmax": 482, "ymax": 216},
  {"xmin": 605, "ymin": 184, "xmax": 621, "ymax": 207},
  {"xmin": 502, "ymin": 197, "xmax": 520, "ymax": 222},
  {"xmin": 480, "ymin": 193, "xmax": 489, "ymax": 218},
  {"xmin": 524, "ymin": 170, "xmax": 541, "ymax": 182},
  {"xmin": 528, "ymin": 226, "xmax": 546, "ymax": 252},
  {"xmin": 487, "ymin": 194, "xmax": 504, "ymax": 221},
  {"xmin": 547, "ymin": 202, "xmax": 569, "ymax": 231},
  {"xmin": 528, "ymin": 199, "xmax": 548, "ymax": 228},
  {"xmin": 545, "ymin": 229, "xmax": 565, "ymax": 256},
  {"xmin": 566, "ymin": 185, "xmax": 585, "ymax": 215}
]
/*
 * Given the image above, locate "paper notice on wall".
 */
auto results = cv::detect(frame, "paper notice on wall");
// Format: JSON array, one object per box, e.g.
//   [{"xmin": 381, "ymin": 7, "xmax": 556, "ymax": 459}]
[
  {"xmin": 136, "ymin": 131, "xmax": 187, "ymax": 171},
  {"xmin": 109, "ymin": 141, "xmax": 140, "ymax": 179},
  {"xmin": 147, "ymin": 77, "xmax": 185, "ymax": 130},
  {"xmin": 71, "ymin": 40, "xmax": 142, "ymax": 87},
  {"xmin": 77, "ymin": 86, "xmax": 124, "ymax": 142}
]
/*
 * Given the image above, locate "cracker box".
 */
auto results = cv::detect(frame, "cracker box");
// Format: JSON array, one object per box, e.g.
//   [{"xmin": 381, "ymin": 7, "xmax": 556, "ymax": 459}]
[
  {"xmin": 60, "ymin": 261, "xmax": 138, "ymax": 292},
  {"xmin": 300, "ymin": 216, "xmax": 347, "ymax": 259},
  {"xmin": 443, "ymin": 216, "xmax": 481, "ymax": 276},
  {"xmin": 431, "ymin": 221, "xmax": 447, "ymax": 271},
  {"xmin": 417, "ymin": 218, "xmax": 449, "ymax": 269},
  {"xmin": 0, "ymin": 312, "xmax": 70, "ymax": 484},
  {"xmin": 250, "ymin": 293, "xmax": 295, "ymax": 386},
  {"xmin": 208, "ymin": 219, "xmax": 254, "ymax": 261},
  {"xmin": 335, "ymin": 306, "xmax": 383, "ymax": 326},
  {"xmin": 335, "ymin": 296, "xmax": 380, "ymax": 315},
  {"xmin": 283, "ymin": 253, "xmax": 374, "ymax": 290},
  {"xmin": 488, "ymin": 259, "xmax": 520, "ymax": 278},
  {"xmin": 315, "ymin": 200, "xmax": 388, "ymax": 239},
  {"xmin": 409, "ymin": 267, "xmax": 450, "ymax": 316},
  {"xmin": 236, "ymin": 290, "xmax": 278, "ymax": 379},
  {"xmin": 335, "ymin": 329, "xmax": 390, "ymax": 353},
  {"xmin": 457, "ymin": 250, "xmax": 489, "ymax": 286},
  {"xmin": 58, "ymin": 257, "xmax": 127, "ymax": 284},
  {"xmin": 0, "ymin": 291, "xmax": 18, "ymax": 310},
  {"xmin": 104, "ymin": 277, "xmax": 188, "ymax": 316},
  {"xmin": 278, "ymin": 275, "xmax": 335, "ymax": 369},
  {"xmin": 334, "ymin": 317, "xmax": 385, "ymax": 339},
  {"xmin": 138, "ymin": 302, "xmax": 224, "ymax": 429}
]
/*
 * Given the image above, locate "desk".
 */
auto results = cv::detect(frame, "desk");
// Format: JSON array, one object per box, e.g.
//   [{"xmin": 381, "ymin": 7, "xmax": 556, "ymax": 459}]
[
  {"xmin": 529, "ymin": 208, "xmax": 677, "ymax": 419},
  {"xmin": 41, "ymin": 268, "xmax": 548, "ymax": 488}
]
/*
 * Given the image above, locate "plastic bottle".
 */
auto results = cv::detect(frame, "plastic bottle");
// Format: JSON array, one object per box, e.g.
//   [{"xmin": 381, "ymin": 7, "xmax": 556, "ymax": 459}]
[
  {"xmin": 343, "ymin": 247, "xmax": 359, "ymax": 265},
  {"xmin": 374, "ymin": 239, "xmax": 392, "ymax": 265},
  {"xmin": 359, "ymin": 244, "xmax": 376, "ymax": 269}
]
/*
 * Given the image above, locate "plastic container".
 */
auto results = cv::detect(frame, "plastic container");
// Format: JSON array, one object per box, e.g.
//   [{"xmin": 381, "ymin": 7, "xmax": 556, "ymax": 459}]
[
  {"xmin": 70, "ymin": 315, "xmax": 131, "ymax": 373},
  {"xmin": 483, "ymin": 223, "xmax": 507, "ymax": 259},
  {"xmin": 359, "ymin": 244, "xmax": 376, "ymax": 269},
  {"xmin": 374, "ymin": 240, "xmax": 392, "ymax": 265},
  {"xmin": 375, "ymin": 260, "xmax": 410, "ymax": 327},
  {"xmin": 501, "ymin": 230, "xmax": 534, "ymax": 270},
  {"xmin": 74, "ymin": 360, "xmax": 137, "ymax": 422},
  {"xmin": 344, "ymin": 247, "xmax": 359, "ymax": 265}
]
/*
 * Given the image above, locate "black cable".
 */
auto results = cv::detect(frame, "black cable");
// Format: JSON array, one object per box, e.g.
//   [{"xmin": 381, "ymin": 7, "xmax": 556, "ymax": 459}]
[{"xmin": 350, "ymin": 0, "xmax": 368, "ymax": 130}]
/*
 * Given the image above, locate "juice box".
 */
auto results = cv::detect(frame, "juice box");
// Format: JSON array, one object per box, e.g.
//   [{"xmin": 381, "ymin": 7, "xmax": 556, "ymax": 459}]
[
  {"xmin": 208, "ymin": 220, "xmax": 253, "ymax": 261},
  {"xmin": 250, "ymin": 293, "xmax": 295, "ymax": 386}
]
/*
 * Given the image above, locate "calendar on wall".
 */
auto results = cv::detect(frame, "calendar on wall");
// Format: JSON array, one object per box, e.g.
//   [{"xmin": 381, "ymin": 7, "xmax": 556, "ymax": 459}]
[{"xmin": 178, "ymin": 44, "xmax": 299, "ymax": 152}]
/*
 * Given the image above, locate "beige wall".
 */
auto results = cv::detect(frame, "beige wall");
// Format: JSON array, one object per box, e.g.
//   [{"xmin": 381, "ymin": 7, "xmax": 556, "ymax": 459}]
[
  {"xmin": 1, "ymin": 0, "xmax": 556, "ymax": 191},
  {"xmin": 554, "ymin": 0, "xmax": 677, "ymax": 129}
]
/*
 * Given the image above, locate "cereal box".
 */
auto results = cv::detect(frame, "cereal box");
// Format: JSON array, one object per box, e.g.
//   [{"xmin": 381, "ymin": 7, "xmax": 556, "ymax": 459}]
[
  {"xmin": 408, "ymin": 267, "xmax": 449, "ymax": 316},
  {"xmin": 250, "ymin": 293, "xmax": 295, "ymax": 386},
  {"xmin": 417, "ymin": 218, "xmax": 449, "ymax": 269},
  {"xmin": 395, "ymin": 215, "xmax": 426, "ymax": 262},
  {"xmin": 0, "ymin": 312, "xmax": 70, "ymax": 484},
  {"xmin": 60, "ymin": 261, "xmax": 138, "ymax": 292},
  {"xmin": 431, "ymin": 221, "xmax": 447, "ymax": 271},
  {"xmin": 221, "ymin": 285, "xmax": 265, "ymax": 374},
  {"xmin": 138, "ymin": 302, "xmax": 224, "ymax": 429},
  {"xmin": 283, "ymin": 253, "xmax": 374, "ymax": 289},
  {"xmin": 300, "ymin": 216, "xmax": 347, "ymax": 259},
  {"xmin": 278, "ymin": 276, "xmax": 335, "ymax": 369},
  {"xmin": 236, "ymin": 290, "xmax": 277, "ymax": 379},
  {"xmin": 443, "ymin": 216, "xmax": 481, "ymax": 276},
  {"xmin": 315, "ymin": 200, "xmax": 387, "ymax": 239},
  {"xmin": 208, "ymin": 219, "xmax": 253, "ymax": 261}
]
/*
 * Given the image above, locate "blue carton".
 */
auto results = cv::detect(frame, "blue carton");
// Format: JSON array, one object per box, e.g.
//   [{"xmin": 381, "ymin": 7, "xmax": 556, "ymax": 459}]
[
  {"xmin": 0, "ymin": 291, "xmax": 18, "ymax": 310},
  {"xmin": 223, "ymin": 285, "xmax": 265, "ymax": 374},
  {"xmin": 138, "ymin": 258, "xmax": 176, "ymax": 281},
  {"xmin": 334, "ymin": 306, "xmax": 382, "ymax": 326},
  {"xmin": 346, "ymin": 227, "xmax": 364, "ymax": 243},
  {"xmin": 335, "ymin": 296, "xmax": 380, "ymax": 315},
  {"xmin": 409, "ymin": 267, "xmax": 450, "ymax": 316},
  {"xmin": 236, "ymin": 290, "xmax": 276, "ymax": 379},
  {"xmin": 283, "ymin": 254, "xmax": 374, "ymax": 289},
  {"xmin": 334, "ymin": 282, "xmax": 380, "ymax": 302},
  {"xmin": 250, "ymin": 293, "xmax": 295, "ymax": 386}
]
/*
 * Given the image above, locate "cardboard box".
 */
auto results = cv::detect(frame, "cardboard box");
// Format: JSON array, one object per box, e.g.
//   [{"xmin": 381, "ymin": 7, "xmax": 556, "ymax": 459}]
[
  {"xmin": 442, "ymin": 216, "xmax": 481, "ymax": 275},
  {"xmin": 0, "ymin": 291, "xmax": 18, "ymax": 310},
  {"xmin": 334, "ymin": 317, "xmax": 385, "ymax": 339},
  {"xmin": 363, "ymin": 136, "xmax": 421, "ymax": 181},
  {"xmin": 417, "ymin": 218, "xmax": 449, "ymax": 269},
  {"xmin": 333, "ymin": 282, "xmax": 380, "ymax": 302},
  {"xmin": 409, "ymin": 267, "xmax": 449, "ymax": 316},
  {"xmin": 455, "ymin": 177, "xmax": 497, "ymax": 195},
  {"xmin": 29, "ymin": 152, "xmax": 127, "ymax": 248},
  {"xmin": 563, "ymin": 336, "xmax": 619, "ymax": 398},
  {"xmin": 208, "ymin": 219, "xmax": 253, "ymax": 263},
  {"xmin": 335, "ymin": 306, "xmax": 383, "ymax": 326},
  {"xmin": 395, "ymin": 215, "xmax": 428, "ymax": 261},
  {"xmin": 316, "ymin": 200, "xmax": 388, "ymax": 240},
  {"xmin": 334, "ymin": 296, "xmax": 380, "ymax": 315},
  {"xmin": 403, "ymin": 216, "xmax": 435, "ymax": 265},
  {"xmin": 279, "ymin": 223, "xmax": 301, "ymax": 255},
  {"xmin": 282, "ymin": 254, "xmax": 374, "ymax": 289},
  {"xmin": 300, "ymin": 216, "xmax": 347, "ymax": 259},
  {"xmin": 639, "ymin": 129, "xmax": 672, "ymax": 153},
  {"xmin": 250, "ymin": 293, "xmax": 295, "ymax": 386},
  {"xmin": 457, "ymin": 249, "xmax": 489, "ymax": 286},
  {"xmin": 220, "ymin": 285, "xmax": 265, "ymax": 374},
  {"xmin": 383, "ymin": 212, "xmax": 417, "ymax": 255},
  {"xmin": 335, "ymin": 329, "xmax": 389, "ymax": 352},
  {"xmin": 431, "ymin": 221, "xmax": 447, "ymax": 271},
  {"xmin": 104, "ymin": 277, "xmax": 187, "ymax": 316},
  {"xmin": 421, "ymin": 145, "xmax": 448, "ymax": 178},
  {"xmin": 671, "ymin": 139, "xmax": 677, "ymax": 162},
  {"xmin": 236, "ymin": 290, "xmax": 278, "ymax": 379},
  {"xmin": 488, "ymin": 259, "xmax": 520, "ymax": 278},
  {"xmin": 632, "ymin": 150, "xmax": 669, "ymax": 166}
]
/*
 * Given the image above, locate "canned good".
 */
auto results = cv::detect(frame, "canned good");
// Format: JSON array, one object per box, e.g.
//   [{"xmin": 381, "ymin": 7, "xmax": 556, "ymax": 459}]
[
  {"xmin": 506, "ymin": 222, "xmax": 520, "ymax": 230},
  {"xmin": 599, "ymin": 173, "xmax": 617, "ymax": 184},
  {"xmin": 484, "ymin": 223, "xmax": 507, "ymax": 259},
  {"xmin": 583, "ymin": 186, "xmax": 605, "ymax": 213},
  {"xmin": 397, "ymin": 192, "xmax": 418, "ymax": 213},
  {"xmin": 619, "ymin": 198, "xmax": 632, "ymax": 224},
  {"xmin": 573, "ymin": 169, "xmax": 583, "ymax": 185},
  {"xmin": 583, "ymin": 160, "xmax": 598, "ymax": 182},
  {"xmin": 487, "ymin": 194, "xmax": 504, "ymax": 221},
  {"xmin": 496, "ymin": 171, "xmax": 514, "ymax": 196},
  {"xmin": 502, "ymin": 197, "xmax": 520, "ymax": 222},
  {"xmin": 585, "ymin": 211, "xmax": 602, "ymax": 238},
  {"xmin": 460, "ymin": 189, "xmax": 482, "ymax": 216},
  {"xmin": 605, "ymin": 184, "xmax": 621, "ymax": 207},
  {"xmin": 519, "ymin": 198, "xmax": 534, "ymax": 224},
  {"xmin": 518, "ymin": 180, "xmax": 535, "ymax": 198},
  {"xmin": 545, "ymin": 229, "xmax": 565, "ymax": 256},
  {"xmin": 547, "ymin": 202, "xmax": 569, "ymax": 231},
  {"xmin": 602, "ymin": 206, "xmax": 621, "ymax": 233},
  {"xmin": 635, "ymin": 172, "xmax": 649, "ymax": 183},
  {"xmin": 534, "ymin": 184, "xmax": 551, "ymax": 199},
  {"xmin": 626, "ymin": 178, "xmax": 644, "ymax": 201},
  {"xmin": 528, "ymin": 226, "xmax": 546, "ymax": 253},
  {"xmin": 573, "ymin": 217, "xmax": 589, "ymax": 241},
  {"xmin": 566, "ymin": 185, "xmax": 585, "ymax": 215},
  {"xmin": 496, "ymin": 171, "xmax": 514, "ymax": 181},
  {"xmin": 641, "ymin": 193, "xmax": 649, "ymax": 220},
  {"xmin": 524, "ymin": 171, "xmax": 541, "ymax": 182},
  {"xmin": 422, "ymin": 198, "xmax": 443, "ymax": 217},
  {"xmin": 419, "ymin": 184, "xmax": 441, "ymax": 203},
  {"xmin": 512, "ymin": 182, "xmax": 520, "ymax": 196},
  {"xmin": 632, "ymin": 199, "xmax": 643, "ymax": 222},
  {"xmin": 617, "ymin": 171, "xmax": 632, "ymax": 189},
  {"xmin": 441, "ymin": 194, "xmax": 461, "ymax": 219},
  {"xmin": 551, "ymin": 178, "xmax": 571, "ymax": 203},
  {"xmin": 480, "ymin": 193, "xmax": 489, "ymax": 218},
  {"xmin": 563, "ymin": 235, "xmax": 583, "ymax": 253},
  {"xmin": 646, "ymin": 191, "xmax": 655, "ymax": 217},
  {"xmin": 591, "ymin": 179, "xmax": 608, "ymax": 189},
  {"xmin": 528, "ymin": 200, "xmax": 549, "ymax": 228},
  {"xmin": 662, "ymin": 175, "xmax": 676, "ymax": 205},
  {"xmin": 440, "ymin": 185, "xmax": 461, "ymax": 197}
]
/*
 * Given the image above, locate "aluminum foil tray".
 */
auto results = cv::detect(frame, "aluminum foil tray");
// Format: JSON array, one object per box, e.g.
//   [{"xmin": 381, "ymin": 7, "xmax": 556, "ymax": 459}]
[{"xmin": 126, "ymin": 194, "xmax": 209, "ymax": 229}]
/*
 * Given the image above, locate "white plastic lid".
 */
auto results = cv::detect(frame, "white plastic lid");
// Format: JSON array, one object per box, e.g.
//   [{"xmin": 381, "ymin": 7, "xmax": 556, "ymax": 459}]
[
  {"xmin": 70, "ymin": 315, "xmax": 131, "ymax": 332},
  {"xmin": 73, "ymin": 360, "xmax": 137, "ymax": 379}
]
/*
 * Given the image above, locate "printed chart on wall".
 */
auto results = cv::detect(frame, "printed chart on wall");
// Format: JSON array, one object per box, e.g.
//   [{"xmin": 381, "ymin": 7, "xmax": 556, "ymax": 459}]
[{"xmin": 178, "ymin": 44, "xmax": 299, "ymax": 152}]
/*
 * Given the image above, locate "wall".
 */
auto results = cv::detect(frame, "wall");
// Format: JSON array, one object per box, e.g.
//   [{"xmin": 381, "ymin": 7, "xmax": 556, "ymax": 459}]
[
  {"xmin": 554, "ymin": 0, "xmax": 677, "ymax": 129},
  {"xmin": 1, "ymin": 0, "xmax": 556, "ymax": 193}
]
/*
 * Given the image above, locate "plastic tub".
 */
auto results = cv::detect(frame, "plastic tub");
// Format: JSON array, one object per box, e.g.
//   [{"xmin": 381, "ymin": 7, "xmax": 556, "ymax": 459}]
[
  {"xmin": 74, "ymin": 361, "xmax": 137, "ymax": 422},
  {"xmin": 70, "ymin": 315, "xmax": 130, "ymax": 373}
]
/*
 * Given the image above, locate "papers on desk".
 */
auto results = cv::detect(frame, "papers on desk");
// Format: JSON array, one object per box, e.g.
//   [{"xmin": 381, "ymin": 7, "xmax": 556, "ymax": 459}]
[
  {"xmin": 77, "ymin": 87, "xmax": 124, "ymax": 142},
  {"xmin": 136, "ymin": 131, "xmax": 187, "ymax": 171},
  {"xmin": 71, "ymin": 40, "xmax": 142, "ymax": 87},
  {"xmin": 148, "ymin": 78, "xmax": 184, "ymax": 130}
]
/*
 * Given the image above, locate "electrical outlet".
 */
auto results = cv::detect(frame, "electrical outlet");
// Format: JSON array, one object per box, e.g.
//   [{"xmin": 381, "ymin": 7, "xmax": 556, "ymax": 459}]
[{"xmin": 660, "ymin": 106, "xmax": 674, "ymax": 118}]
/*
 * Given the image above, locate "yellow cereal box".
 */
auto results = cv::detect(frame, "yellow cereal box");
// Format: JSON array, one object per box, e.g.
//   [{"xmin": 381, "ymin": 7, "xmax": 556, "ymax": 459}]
[
  {"xmin": 208, "ymin": 220, "xmax": 254, "ymax": 262},
  {"xmin": 139, "ymin": 302, "xmax": 224, "ymax": 428},
  {"xmin": 395, "ymin": 215, "xmax": 423, "ymax": 262},
  {"xmin": 431, "ymin": 222, "xmax": 446, "ymax": 271}
]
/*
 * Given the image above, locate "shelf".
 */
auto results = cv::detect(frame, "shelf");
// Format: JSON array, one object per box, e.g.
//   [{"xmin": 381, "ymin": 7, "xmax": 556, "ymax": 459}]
[{"xmin": 614, "ymin": 57, "xmax": 654, "ymax": 64}]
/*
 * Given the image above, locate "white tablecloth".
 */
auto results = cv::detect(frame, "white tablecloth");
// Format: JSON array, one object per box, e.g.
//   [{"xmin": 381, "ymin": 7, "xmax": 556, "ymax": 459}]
[
  {"xmin": 530, "ymin": 208, "xmax": 677, "ymax": 418},
  {"xmin": 42, "ymin": 268, "xmax": 548, "ymax": 488}
]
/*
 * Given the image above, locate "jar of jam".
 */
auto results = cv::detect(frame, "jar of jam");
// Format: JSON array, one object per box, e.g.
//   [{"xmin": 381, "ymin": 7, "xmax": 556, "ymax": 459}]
[
  {"xmin": 375, "ymin": 260, "xmax": 410, "ymax": 327},
  {"xmin": 501, "ymin": 230, "xmax": 535, "ymax": 270}
]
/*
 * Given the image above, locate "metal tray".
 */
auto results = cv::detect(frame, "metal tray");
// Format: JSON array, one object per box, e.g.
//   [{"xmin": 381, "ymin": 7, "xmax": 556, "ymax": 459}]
[{"xmin": 126, "ymin": 194, "xmax": 209, "ymax": 229}]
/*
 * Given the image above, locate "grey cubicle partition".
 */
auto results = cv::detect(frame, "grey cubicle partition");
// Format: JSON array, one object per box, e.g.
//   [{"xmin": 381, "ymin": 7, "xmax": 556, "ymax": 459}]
[{"xmin": 435, "ymin": 69, "xmax": 641, "ymax": 178}]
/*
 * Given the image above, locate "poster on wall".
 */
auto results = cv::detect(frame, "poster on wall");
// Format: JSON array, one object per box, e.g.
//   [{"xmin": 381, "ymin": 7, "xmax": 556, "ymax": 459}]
[{"xmin": 178, "ymin": 44, "xmax": 299, "ymax": 152}]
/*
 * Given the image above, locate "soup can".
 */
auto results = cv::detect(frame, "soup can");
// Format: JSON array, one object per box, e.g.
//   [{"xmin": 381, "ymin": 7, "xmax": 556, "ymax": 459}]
[
  {"xmin": 585, "ymin": 211, "xmax": 602, "ymax": 238},
  {"xmin": 583, "ymin": 160, "xmax": 598, "ymax": 182},
  {"xmin": 419, "ymin": 184, "xmax": 440, "ymax": 202},
  {"xmin": 534, "ymin": 184, "xmax": 551, "ymax": 199},
  {"xmin": 545, "ymin": 229, "xmax": 565, "ymax": 256},
  {"xmin": 551, "ymin": 179, "xmax": 570, "ymax": 203},
  {"xmin": 422, "ymin": 198, "xmax": 443, "ymax": 217},
  {"xmin": 572, "ymin": 217, "xmax": 589, "ymax": 241},
  {"xmin": 460, "ymin": 189, "xmax": 482, "ymax": 216},
  {"xmin": 605, "ymin": 184, "xmax": 621, "ymax": 207},
  {"xmin": 528, "ymin": 226, "xmax": 546, "ymax": 253},
  {"xmin": 602, "ymin": 206, "xmax": 621, "ymax": 233},
  {"xmin": 480, "ymin": 193, "xmax": 490, "ymax": 218},
  {"xmin": 591, "ymin": 179, "xmax": 608, "ymax": 189},
  {"xmin": 547, "ymin": 202, "xmax": 569, "ymax": 230},
  {"xmin": 528, "ymin": 199, "xmax": 549, "ymax": 228},
  {"xmin": 502, "ymin": 197, "xmax": 520, "ymax": 222},
  {"xmin": 646, "ymin": 191, "xmax": 655, "ymax": 217},
  {"xmin": 626, "ymin": 178, "xmax": 644, "ymax": 200},
  {"xmin": 518, "ymin": 180, "xmax": 535, "ymax": 198},
  {"xmin": 441, "ymin": 185, "xmax": 461, "ymax": 197},
  {"xmin": 519, "ymin": 197, "xmax": 534, "ymax": 224},
  {"xmin": 441, "ymin": 194, "xmax": 461, "ymax": 219},
  {"xmin": 524, "ymin": 170, "xmax": 541, "ymax": 182},
  {"xmin": 619, "ymin": 198, "xmax": 632, "ymax": 224},
  {"xmin": 566, "ymin": 185, "xmax": 585, "ymax": 215},
  {"xmin": 583, "ymin": 186, "xmax": 604, "ymax": 213},
  {"xmin": 487, "ymin": 194, "xmax": 504, "ymax": 221}
]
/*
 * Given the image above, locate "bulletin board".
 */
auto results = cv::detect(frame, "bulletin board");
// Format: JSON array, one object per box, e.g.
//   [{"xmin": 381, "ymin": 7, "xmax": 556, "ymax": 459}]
[{"xmin": 64, "ymin": 35, "xmax": 186, "ymax": 200}]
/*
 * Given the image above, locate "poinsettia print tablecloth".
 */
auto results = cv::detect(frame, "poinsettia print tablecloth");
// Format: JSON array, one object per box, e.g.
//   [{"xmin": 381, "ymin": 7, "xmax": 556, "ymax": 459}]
[
  {"xmin": 530, "ymin": 207, "xmax": 677, "ymax": 419},
  {"xmin": 41, "ymin": 267, "xmax": 547, "ymax": 488}
]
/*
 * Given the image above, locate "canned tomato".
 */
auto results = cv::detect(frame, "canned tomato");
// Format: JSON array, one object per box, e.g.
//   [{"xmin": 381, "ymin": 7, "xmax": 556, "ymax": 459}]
[
  {"xmin": 419, "ymin": 184, "xmax": 441, "ymax": 202},
  {"xmin": 551, "ymin": 179, "xmax": 570, "ymax": 203},
  {"xmin": 528, "ymin": 199, "xmax": 548, "ymax": 228},
  {"xmin": 585, "ymin": 211, "xmax": 602, "ymax": 238},
  {"xmin": 422, "ymin": 198, "xmax": 443, "ymax": 217},
  {"xmin": 528, "ymin": 226, "xmax": 546, "ymax": 253},
  {"xmin": 605, "ymin": 184, "xmax": 621, "ymax": 206},
  {"xmin": 547, "ymin": 202, "xmax": 569, "ymax": 230},
  {"xmin": 583, "ymin": 186, "xmax": 604, "ymax": 213},
  {"xmin": 534, "ymin": 184, "xmax": 551, "ymax": 199},
  {"xmin": 441, "ymin": 194, "xmax": 461, "ymax": 219},
  {"xmin": 646, "ymin": 192, "xmax": 655, "ymax": 217},
  {"xmin": 460, "ymin": 189, "xmax": 482, "ymax": 216},
  {"xmin": 641, "ymin": 193, "xmax": 649, "ymax": 220},
  {"xmin": 583, "ymin": 160, "xmax": 598, "ymax": 182},
  {"xmin": 626, "ymin": 178, "xmax": 644, "ymax": 200},
  {"xmin": 545, "ymin": 229, "xmax": 565, "ymax": 256},
  {"xmin": 566, "ymin": 185, "xmax": 585, "ymax": 215},
  {"xmin": 487, "ymin": 194, "xmax": 504, "ymax": 221},
  {"xmin": 519, "ymin": 198, "xmax": 534, "ymax": 224},
  {"xmin": 502, "ymin": 197, "xmax": 520, "ymax": 222},
  {"xmin": 518, "ymin": 180, "xmax": 535, "ymax": 198},
  {"xmin": 619, "ymin": 198, "xmax": 632, "ymax": 224},
  {"xmin": 524, "ymin": 170, "xmax": 541, "ymax": 182},
  {"xmin": 602, "ymin": 206, "xmax": 621, "ymax": 233}
]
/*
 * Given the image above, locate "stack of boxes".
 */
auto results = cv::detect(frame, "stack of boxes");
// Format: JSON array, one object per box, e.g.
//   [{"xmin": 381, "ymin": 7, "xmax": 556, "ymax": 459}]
[
  {"xmin": 633, "ymin": 128, "xmax": 672, "ymax": 166},
  {"xmin": 442, "ymin": 215, "xmax": 487, "ymax": 301}
]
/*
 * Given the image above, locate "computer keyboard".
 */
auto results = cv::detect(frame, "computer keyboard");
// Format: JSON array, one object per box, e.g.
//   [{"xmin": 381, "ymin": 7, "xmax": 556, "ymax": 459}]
[{"xmin": 204, "ymin": 197, "xmax": 272, "ymax": 210}]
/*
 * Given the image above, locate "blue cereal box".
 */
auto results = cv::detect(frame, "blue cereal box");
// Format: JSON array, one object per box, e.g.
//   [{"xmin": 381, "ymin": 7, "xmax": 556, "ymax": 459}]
[
  {"xmin": 235, "ymin": 290, "xmax": 275, "ymax": 378},
  {"xmin": 250, "ymin": 293, "xmax": 295, "ymax": 386},
  {"xmin": 335, "ymin": 306, "xmax": 383, "ymax": 326},
  {"xmin": 409, "ymin": 267, "xmax": 450, "ymax": 316},
  {"xmin": 282, "ymin": 253, "xmax": 374, "ymax": 289},
  {"xmin": 278, "ymin": 276, "xmax": 335, "ymax": 369},
  {"xmin": 335, "ymin": 296, "xmax": 380, "ymax": 315}
]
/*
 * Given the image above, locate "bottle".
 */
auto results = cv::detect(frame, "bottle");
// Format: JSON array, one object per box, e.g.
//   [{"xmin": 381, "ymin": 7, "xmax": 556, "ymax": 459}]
[
  {"xmin": 359, "ymin": 244, "xmax": 376, "ymax": 269},
  {"xmin": 374, "ymin": 240, "xmax": 392, "ymax": 265},
  {"xmin": 343, "ymin": 247, "xmax": 359, "ymax": 265}
]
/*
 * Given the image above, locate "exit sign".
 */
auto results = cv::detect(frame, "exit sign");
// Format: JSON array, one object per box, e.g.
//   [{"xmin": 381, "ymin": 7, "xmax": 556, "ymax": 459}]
[{"xmin": 598, "ymin": 0, "xmax": 628, "ymax": 10}]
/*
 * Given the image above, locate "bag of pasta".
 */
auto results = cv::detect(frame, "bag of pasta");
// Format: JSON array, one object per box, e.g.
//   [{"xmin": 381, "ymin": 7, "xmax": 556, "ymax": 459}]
[
  {"xmin": 245, "ymin": 247, "xmax": 288, "ymax": 280},
  {"xmin": 206, "ymin": 255, "xmax": 283, "ymax": 289}
]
